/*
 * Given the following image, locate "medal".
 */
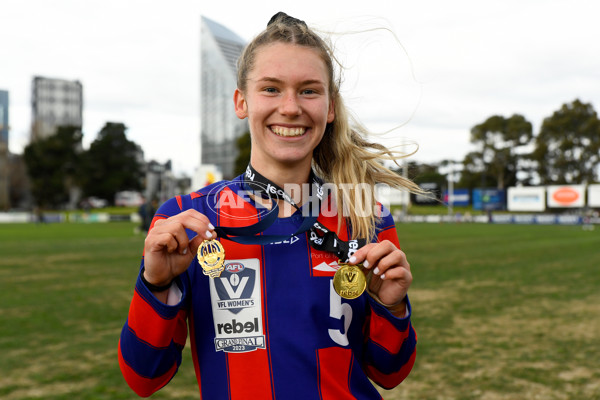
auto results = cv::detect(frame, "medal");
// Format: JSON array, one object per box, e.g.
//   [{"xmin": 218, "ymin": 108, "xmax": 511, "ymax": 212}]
[
  {"xmin": 197, "ymin": 239, "xmax": 225, "ymax": 278},
  {"xmin": 333, "ymin": 262, "xmax": 366, "ymax": 299}
]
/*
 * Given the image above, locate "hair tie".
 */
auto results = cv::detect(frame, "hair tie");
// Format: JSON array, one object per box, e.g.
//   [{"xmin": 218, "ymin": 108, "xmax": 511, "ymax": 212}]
[{"xmin": 267, "ymin": 12, "xmax": 307, "ymax": 28}]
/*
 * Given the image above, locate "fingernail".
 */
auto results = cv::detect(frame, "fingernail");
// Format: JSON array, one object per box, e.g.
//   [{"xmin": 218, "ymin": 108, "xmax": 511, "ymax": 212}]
[
  {"xmin": 182, "ymin": 248, "xmax": 188, "ymax": 255},
  {"xmin": 208, "ymin": 223, "xmax": 215, "ymax": 230},
  {"xmin": 374, "ymin": 267, "xmax": 380, "ymax": 275},
  {"xmin": 205, "ymin": 230, "xmax": 212, "ymax": 238},
  {"xmin": 380, "ymin": 273, "xmax": 386, "ymax": 280},
  {"xmin": 363, "ymin": 260, "xmax": 370, "ymax": 269},
  {"xmin": 349, "ymin": 256, "xmax": 357, "ymax": 264}
]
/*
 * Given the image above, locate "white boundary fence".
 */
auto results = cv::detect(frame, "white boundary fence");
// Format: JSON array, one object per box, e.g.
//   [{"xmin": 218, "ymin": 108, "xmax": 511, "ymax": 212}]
[
  {"xmin": 0, "ymin": 211, "xmax": 597, "ymax": 226},
  {"xmin": 0, "ymin": 212, "xmax": 141, "ymax": 224}
]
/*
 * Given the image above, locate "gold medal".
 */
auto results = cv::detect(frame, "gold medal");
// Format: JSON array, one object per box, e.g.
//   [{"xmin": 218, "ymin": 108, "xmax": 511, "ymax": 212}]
[
  {"xmin": 333, "ymin": 262, "xmax": 366, "ymax": 299},
  {"xmin": 197, "ymin": 239, "xmax": 225, "ymax": 278}
]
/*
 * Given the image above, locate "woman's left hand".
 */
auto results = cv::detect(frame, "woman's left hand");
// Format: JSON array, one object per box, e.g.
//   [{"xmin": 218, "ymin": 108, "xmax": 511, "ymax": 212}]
[{"xmin": 349, "ymin": 240, "xmax": 412, "ymax": 312}]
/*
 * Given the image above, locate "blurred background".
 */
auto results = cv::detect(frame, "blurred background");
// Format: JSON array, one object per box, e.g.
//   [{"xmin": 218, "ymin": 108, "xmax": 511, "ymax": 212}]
[{"xmin": 0, "ymin": 0, "xmax": 599, "ymax": 219}]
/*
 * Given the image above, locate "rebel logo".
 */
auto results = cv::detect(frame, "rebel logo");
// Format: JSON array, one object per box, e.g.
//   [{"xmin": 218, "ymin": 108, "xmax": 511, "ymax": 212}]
[
  {"xmin": 216, "ymin": 317, "xmax": 259, "ymax": 335},
  {"xmin": 347, "ymin": 240, "xmax": 359, "ymax": 259}
]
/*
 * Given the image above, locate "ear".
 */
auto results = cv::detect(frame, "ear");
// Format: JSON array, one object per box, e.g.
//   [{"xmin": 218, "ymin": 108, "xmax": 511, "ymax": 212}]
[
  {"xmin": 327, "ymin": 98, "xmax": 335, "ymax": 123},
  {"xmin": 234, "ymin": 89, "xmax": 248, "ymax": 119}
]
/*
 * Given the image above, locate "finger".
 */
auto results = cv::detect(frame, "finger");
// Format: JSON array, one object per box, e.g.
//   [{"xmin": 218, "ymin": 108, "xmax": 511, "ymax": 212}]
[
  {"xmin": 379, "ymin": 263, "xmax": 412, "ymax": 283},
  {"xmin": 367, "ymin": 269, "xmax": 383, "ymax": 292},
  {"xmin": 374, "ymin": 247, "xmax": 408, "ymax": 276},
  {"xmin": 348, "ymin": 243, "xmax": 376, "ymax": 264},
  {"xmin": 372, "ymin": 250, "xmax": 406, "ymax": 278},
  {"xmin": 152, "ymin": 210, "xmax": 215, "ymax": 241},
  {"xmin": 150, "ymin": 220, "xmax": 193, "ymax": 254},
  {"xmin": 188, "ymin": 234, "xmax": 205, "ymax": 255},
  {"xmin": 188, "ymin": 232, "xmax": 219, "ymax": 256},
  {"xmin": 171, "ymin": 224, "xmax": 193, "ymax": 254},
  {"xmin": 359, "ymin": 240, "xmax": 400, "ymax": 272},
  {"xmin": 145, "ymin": 230, "xmax": 179, "ymax": 253},
  {"xmin": 153, "ymin": 217, "xmax": 168, "ymax": 227}
]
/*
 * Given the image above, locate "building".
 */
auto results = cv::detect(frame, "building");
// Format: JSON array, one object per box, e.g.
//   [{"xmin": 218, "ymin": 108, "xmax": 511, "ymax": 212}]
[
  {"xmin": 199, "ymin": 16, "xmax": 247, "ymax": 179},
  {"xmin": 31, "ymin": 76, "xmax": 83, "ymax": 141},
  {"xmin": 0, "ymin": 90, "xmax": 9, "ymax": 209},
  {"xmin": 145, "ymin": 160, "xmax": 176, "ymax": 204}
]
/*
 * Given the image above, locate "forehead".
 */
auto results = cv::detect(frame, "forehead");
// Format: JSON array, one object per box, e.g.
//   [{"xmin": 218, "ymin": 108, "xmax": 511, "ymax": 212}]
[{"xmin": 249, "ymin": 42, "xmax": 330, "ymax": 85}]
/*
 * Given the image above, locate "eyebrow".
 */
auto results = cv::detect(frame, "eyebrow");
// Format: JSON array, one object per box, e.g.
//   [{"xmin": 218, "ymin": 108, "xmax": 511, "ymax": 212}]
[{"xmin": 254, "ymin": 76, "xmax": 326, "ymax": 86}]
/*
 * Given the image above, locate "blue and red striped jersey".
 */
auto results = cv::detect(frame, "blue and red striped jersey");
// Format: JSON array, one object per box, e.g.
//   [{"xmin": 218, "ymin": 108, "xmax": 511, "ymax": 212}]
[{"xmin": 119, "ymin": 176, "xmax": 416, "ymax": 399}]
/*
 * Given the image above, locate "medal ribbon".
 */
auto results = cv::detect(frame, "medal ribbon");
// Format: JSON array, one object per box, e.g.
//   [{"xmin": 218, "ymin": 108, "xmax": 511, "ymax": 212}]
[
  {"xmin": 210, "ymin": 165, "xmax": 319, "ymax": 245},
  {"xmin": 230, "ymin": 164, "xmax": 366, "ymax": 262}
]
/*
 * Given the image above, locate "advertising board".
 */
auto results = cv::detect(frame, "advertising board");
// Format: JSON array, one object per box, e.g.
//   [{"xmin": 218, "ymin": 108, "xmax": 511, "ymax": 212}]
[
  {"xmin": 507, "ymin": 186, "xmax": 545, "ymax": 212},
  {"xmin": 443, "ymin": 189, "xmax": 470, "ymax": 207},
  {"xmin": 412, "ymin": 183, "xmax": 440, "ymax": 205},
  {"xmin": 376, "ymin": 185, "xmax": 410, "ymax": 206},
  {"xmin": 588, "ymin": 184, "xmax": 600, "ymax": 207},
  {"xmin": 547, "ymin": 185, "xmax": 585, "ymax": 208},
  {"xmin": 473, "ymin": 189, "xmax": 505, "ymax": 211}
]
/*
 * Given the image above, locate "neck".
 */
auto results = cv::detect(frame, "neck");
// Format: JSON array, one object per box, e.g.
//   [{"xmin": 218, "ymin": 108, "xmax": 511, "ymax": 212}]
[
  {"xmin": 250, "ymin": 158, "xmax": 312, "ymax": 188},
  {"xmin": 249, "ymin": 159, "xmax": 313, "ymax": 217}
]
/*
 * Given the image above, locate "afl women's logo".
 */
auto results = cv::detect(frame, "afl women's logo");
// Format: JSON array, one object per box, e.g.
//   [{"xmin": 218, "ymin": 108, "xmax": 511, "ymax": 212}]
[{"xmin": 225, "ymin": 262, "xmax": 245, "ymax": 273}]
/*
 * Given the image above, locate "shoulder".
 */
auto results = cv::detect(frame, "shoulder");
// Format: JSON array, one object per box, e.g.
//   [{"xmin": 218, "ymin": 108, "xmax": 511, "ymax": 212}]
[
  {"xmin": 375, "ymin": 203, "xmax": 396, "ymax": 230},
  {"xmin": 161, "ymin": 176, "xmax": 245, "ymax": 214},
  {"xmin": 154, "ymin": 176, "xmax": 243, "ymax": 215},
  {"xmin": 195, "ymin": 176, "xmax": 243, "ymax": 197},
  {"xmin": 374, "ymin": 203, "xmax": 400, "ymax": 245}
]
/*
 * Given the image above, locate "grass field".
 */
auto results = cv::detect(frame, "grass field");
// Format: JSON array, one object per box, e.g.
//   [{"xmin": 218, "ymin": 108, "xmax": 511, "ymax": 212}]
[{"xmin": 0, "ymin": 222, "xmax": 598, "ymax": 399}]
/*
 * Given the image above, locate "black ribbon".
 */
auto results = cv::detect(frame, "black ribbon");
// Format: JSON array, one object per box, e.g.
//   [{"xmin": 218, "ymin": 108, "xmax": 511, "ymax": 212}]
[
  {"xmin": 210, "ymin": 165, "xmax": 318, "ymax": 245},
  {"xmin": 225, "ymin": 164, "xmax": 366, "ymax": 262}
]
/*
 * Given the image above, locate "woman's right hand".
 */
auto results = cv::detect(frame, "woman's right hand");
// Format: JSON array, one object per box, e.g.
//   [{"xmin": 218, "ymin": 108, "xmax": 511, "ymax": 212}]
[{"xmin": 142, "ymin": 209, "xmax": 216, "ymax": 287}]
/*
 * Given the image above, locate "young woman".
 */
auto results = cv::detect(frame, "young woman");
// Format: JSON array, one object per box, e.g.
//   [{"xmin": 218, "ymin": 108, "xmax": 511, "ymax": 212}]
[{"xmin": 119, "ymin": 12, "xmax": 418, "ymax": 399}]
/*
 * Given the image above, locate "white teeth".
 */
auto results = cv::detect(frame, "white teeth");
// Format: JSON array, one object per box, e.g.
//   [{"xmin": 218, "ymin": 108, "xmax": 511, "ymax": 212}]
[{"xmin": 271, "ymin": 126, "xmax": 306, "ymax": 137}]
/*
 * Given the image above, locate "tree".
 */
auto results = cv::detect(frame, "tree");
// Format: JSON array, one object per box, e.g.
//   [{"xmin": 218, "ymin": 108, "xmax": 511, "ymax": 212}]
[
  {"xmin": 531, "ymin": 99, "xmax": 600, "ymax": 184},
  {"xmin": 234, "ymin": 131, "xmax": 252, "ymax": 176},
  {"xmin": 396, "ymin": 162, "xmax": 446, "ymax": 204},
  {"xmin": 8, "ymin": 153, "xmax": 31, "ymax": 209},
  {"xmin": 80, "ymin": 122, "xmax": 144, "ymax": 204},
  {"xmin": 23, "ymin": 125, "xmax": 82, "ymax": 208},
  {"xmin": 468, "ymin": 114, "xmax": 533, "ymax": 189},
  {"xmin": 408, "ymin": 161, "xmax": 446, "ymax": 187},
  {"xmin": 459, "ymin": 151, "xmax": 500, "ymax": 190}
]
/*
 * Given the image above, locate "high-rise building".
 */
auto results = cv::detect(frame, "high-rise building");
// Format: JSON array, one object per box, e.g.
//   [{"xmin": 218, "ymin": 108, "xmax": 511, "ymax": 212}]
[
  {"xmin": 199, "ymin": 16, "xmax": 247, "ymax": 179},
  {"xmin": 31, "ymin": 76, "xmax": 83, "ymax": 141},
  {"xmin": 0, "ymin": 90, "xmax": 7, "ymax": 144},
  {"xmin": 0, "ymin": 90, "xmax": 8, "ymax": 209}
]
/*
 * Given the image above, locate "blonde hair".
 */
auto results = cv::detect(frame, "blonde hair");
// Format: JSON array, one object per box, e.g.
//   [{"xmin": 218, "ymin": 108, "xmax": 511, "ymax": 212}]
[{"xmin": 238, "ymin": 12, "xmax": 423, "ymax": 240}]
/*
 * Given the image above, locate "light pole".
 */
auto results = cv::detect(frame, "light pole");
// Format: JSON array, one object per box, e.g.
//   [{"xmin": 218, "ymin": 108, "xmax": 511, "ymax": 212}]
[
  {"xmin": 447, "ymin": 167, "xmax": 454, "ymax": 219},
  {"xmin": 444, "ymin": 161, "xmax": 459, "ymax": 220}
]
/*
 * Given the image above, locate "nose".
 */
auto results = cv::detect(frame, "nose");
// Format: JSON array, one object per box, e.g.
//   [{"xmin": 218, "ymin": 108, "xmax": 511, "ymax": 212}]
[{"xmin": 279, "ymin": 91, "xmax": 302, "ymax": 116}]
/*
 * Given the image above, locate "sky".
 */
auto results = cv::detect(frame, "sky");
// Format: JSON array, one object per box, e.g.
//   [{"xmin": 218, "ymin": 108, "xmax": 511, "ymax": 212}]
[{"xmin": 1, "ymin": 0, "xmax": 599, "ymax": 177}]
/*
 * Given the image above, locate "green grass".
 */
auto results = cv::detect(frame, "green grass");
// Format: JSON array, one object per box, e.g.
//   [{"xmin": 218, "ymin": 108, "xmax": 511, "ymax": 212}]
[
  {"xmin": 396, "ymin": 204, "xmax": 482, "ymax": 216},
  {"xmin": 388, "ymin": 223, "xmax": 600, "ymax": 400},
  {"xmin": 0, "ymin": 222, "xmax": 598, "ymax": 399},
  {"xmin": 0, "ymin": 223, "xmax": 197, "ymax": 399}
]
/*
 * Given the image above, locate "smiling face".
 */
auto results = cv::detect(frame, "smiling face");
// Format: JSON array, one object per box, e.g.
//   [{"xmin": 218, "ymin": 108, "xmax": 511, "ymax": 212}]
[{"xmin": 234, "ymin": 42, "xmax": 335, "ymax": 174}]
